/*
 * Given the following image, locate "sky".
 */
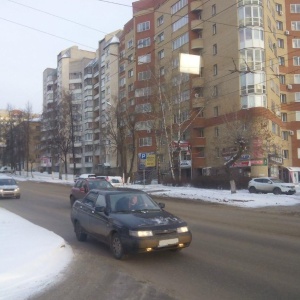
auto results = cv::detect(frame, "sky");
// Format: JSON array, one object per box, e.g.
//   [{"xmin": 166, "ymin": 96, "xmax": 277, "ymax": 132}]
[
  {"xmin": 1, "ymin": 172, "xmax": 300, "ymax": 300},
  {"xmin": 0, "ymin": 0, "xmax": 134, "ymax": 113}
]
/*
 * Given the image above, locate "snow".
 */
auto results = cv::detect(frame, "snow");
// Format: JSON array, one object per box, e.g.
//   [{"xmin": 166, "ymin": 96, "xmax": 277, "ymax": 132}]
[{"xmin": 1, "ymin": 171, "xmax": 300, "ymax": 300}]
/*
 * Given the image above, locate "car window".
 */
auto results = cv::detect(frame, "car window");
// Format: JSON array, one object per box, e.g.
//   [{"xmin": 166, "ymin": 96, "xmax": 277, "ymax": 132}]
[
  {"xmin": 95, "ymin": 195, "xmax": 106, "ymax": 207},
  {"xmin": 111, "ymin": 178, "xmax": 120, "ymax": 183},
  {"xmin": 254, "ymin": 179, "xmax": 263, "ymax": 183},
  {"xmin": 0, "ymin": 179, "xmax": 16, "ymax": 185},
  {"xmin": 82, "ymin": 191, "xmax": 98, "ymax": 207},
  {"xmin": 75, "ymin": 180, "xmax": 82, "ymax": 187}
]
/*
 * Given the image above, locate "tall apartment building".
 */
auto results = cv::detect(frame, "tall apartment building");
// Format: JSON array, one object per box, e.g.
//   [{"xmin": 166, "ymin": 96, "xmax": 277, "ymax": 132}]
[
  {"xmin": 40, "ymin": 0, "xmax": 300, "ymax": 182},
  {"xmin": 114, "ymin": 0, "xmax": 300, "ymax": 182},
  {"xmin": 42, "ymin": 46, "xmax": 96, "ymax": 173}
]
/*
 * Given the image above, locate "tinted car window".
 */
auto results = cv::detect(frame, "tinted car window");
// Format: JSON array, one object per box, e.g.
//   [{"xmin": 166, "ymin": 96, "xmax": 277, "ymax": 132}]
[
  {"xmin": 82, "ymin": 191, "xmax": 98, "ymax": 207},
  {"xmin": 0, "ymin": 179, "xmax": 16, "ymax": 185},
  {"xmin": 95, "ymin": 195, "xmax": 106, "ymax": 207}
]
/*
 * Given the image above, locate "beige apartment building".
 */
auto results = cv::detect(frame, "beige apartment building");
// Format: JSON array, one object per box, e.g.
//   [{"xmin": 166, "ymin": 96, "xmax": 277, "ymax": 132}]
[{"xmin": 40, "ymin": 0, "xmax": 300, "ymax": 183}]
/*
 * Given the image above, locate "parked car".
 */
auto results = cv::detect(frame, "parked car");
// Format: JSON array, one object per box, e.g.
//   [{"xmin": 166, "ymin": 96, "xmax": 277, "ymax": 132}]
[
  {"xmin": 97, "ymin": 176, "xmax": 123, "ymax": 187},
  {"xmin": 0, "ymin": 166, "xmax": 12, "ymax": 173},
  {"xmin": 0, "ymin": 175, "xmax": 20, "ymax": 199},
  {"xmin": 70, "ymin": 188, "xmax": 192, "ymax": 259},
  {"xmin": 70, "ymin": 178, "xmax": 114, "ymax": 206},
  {"xmin": 74, "ymin": 173, "xmax": 96, "ymax": 182},
  {"xmin": 248, "ymin": 177, "xmax": 296, "ymax": 195}
]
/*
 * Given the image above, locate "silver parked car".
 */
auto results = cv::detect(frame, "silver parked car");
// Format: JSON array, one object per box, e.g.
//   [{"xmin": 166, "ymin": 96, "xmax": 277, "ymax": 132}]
[
  {"xmin": 248, "ymin": 177, "xmax": 296, "ymax": 195},
  {"xmin": 0, "ymin": 175, "xmax": 21, "ymax": 199}
]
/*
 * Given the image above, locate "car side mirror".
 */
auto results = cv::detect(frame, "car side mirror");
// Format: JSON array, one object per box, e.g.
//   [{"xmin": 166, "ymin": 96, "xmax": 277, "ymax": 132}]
[
  {"xmin": 158, "ymin": 202, "xmax": 165, "ymax": 209},
  {"xmin": 95, "ymin": 206, "xmax": 109, "ymax": 215}
]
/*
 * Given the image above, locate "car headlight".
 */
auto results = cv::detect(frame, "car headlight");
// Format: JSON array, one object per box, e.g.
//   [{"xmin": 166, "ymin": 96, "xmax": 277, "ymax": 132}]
[
  {"xmin": 129, "ymin": 230, "xmax": 153, "ymax": 237},
  {"xmin": 177, "ymin": 226, "xmax": 189, "ymax": 233},
  {"xmin": 15, "ymin": 187, "xmax": 20, "ymax": 192}
]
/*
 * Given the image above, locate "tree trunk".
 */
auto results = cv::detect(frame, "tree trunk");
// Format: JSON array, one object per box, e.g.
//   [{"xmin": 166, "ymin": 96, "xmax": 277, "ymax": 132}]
[{"xmin": 230, "ymin": 180, "xmax": 236, "ymax": 194}]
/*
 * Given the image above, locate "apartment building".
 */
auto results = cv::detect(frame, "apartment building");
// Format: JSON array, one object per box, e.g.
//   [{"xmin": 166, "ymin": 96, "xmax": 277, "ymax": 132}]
[
  {"xmin": 41, "ymin": 46, "xmax": 96, "ymax": 173},
  {"xmin": 112, "ymin": 0, "xmax": 300, "ymax": 182},
  {"xmin": 39, "ymin": 0, "xmax": 300, "ymax": 182}
]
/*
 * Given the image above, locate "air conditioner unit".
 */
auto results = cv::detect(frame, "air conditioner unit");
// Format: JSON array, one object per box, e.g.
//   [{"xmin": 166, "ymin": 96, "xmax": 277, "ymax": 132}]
[
  {"xmin": 276, "ymin": 111, "xmax": 281, "ymax": 117},
  {"xmin": 287, "ymin": 84, "xmax": 293, "ymax": 90},
  {"xmin": 289, "ymin": 130, "xmax": 294, "ymax": 136},
  {"xmin": 195, "ymin": 93, "xmax": 200, "ymax": 98},
  {"xmin": 284, "ymin": 30, "xmax": 289, "ymax": 36},
  {"xmin": 146, "ymin": 129, "xmax": 151, "ymax": 133},
  {"xmin": 279, "ymin": 10, "xmax": 283, "ymax": 16}
]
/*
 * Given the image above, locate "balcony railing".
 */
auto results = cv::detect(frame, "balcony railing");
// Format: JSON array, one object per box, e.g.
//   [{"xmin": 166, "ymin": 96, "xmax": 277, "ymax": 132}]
[
  {"xmin": 190, "ymin": 0, "xmax": 203, "ymax": 11},
  {"xmin": 191, "ymin": 38, "xmax": 204, "ymax": 50}
]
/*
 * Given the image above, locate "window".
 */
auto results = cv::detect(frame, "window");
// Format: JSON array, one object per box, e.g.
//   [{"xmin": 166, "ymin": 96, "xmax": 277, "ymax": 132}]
[
  {"xmin": 297, "ymin": 111, "xmax": 300, "ymax": 121},
  {"xmin": 291, "ymin": 21, "xmax": 300, "ymax": 31},
  {"xmin": 138, "ymin": 70, "xmax": 151, "ymax": 81},
  {"xmin": 214, "ymin": 106, "xmax": 219, "ymax": 117},
  {"xmin": 213, "ymin": 64, "xmax": 218, "ymax": 76},
  {"xmin": 128, "ymin": 69, "xmax": 133, "ymax": 78},
  {"xmin": 298, "ymin": 148, "xmax": 300, "ymax": 159},
  {"xmin": 198, "ymin": 128, "xmax": 204, "ymax": 137},
  {"xmin": 291, "ymin": 4, "xmax": 300, "ymax": 13},
  {"xmin": 213, "ymin": 86, "xmax": 218, "ymax": 97},
  {"xmin": 212, "ymin": 24, "xmax": 216, "ymax": 35},
  {"xmin": 293, "ymin": 57, "xmax": 300, "ymax": 66},
  {"xmin": 276, "ymin": 3, "xmax": 282, "ymax": 13},
  {"xmin": 119, "ymin": 64, "xmax": 125, "ymax": 73},
  {"xmin": 213, "ymin": 44, "xmax": 217, "ymax": 55},
  {"xmin": 159, "ymin": 66, "xmax": 165, "ymax": 77},
  {"xmin": 277, "ymin": 38, "xmax": 284, "ymax": 48},
  {"xmin": 157, "ymin": 15, "xmax": 164, "ymax": 26},
  {"xmin": 294, "ymin": 74, "xmax": 300, "ymax": 83},
  {"xmin": 172, "ymin": 33, "xmax": 189, "ymax": 50},
  {"xmin": 135, "ymin": 88, "xmax": 152, "ymax": 98},
  {"xmin": 158, "ymin": 49, "xmax": 165, "ymax": 59},
  {"xmin": 282, "ymin": 149, "xmax": 289, "ymax": 159},
  {"xmin": 171, "ymin": 0, "xmax": 188, "ymax": 15},
  {"xmin": 137, "ymin": 21, "xmax": 150, "ymax": 32},
  {"xmin": 138, "ymin": 54, "xmax": 151, "ymax": 64},
  {"xmin": 197, "ymin": 147, "xmax": 205, "ymax": 157},
  {"xmin": 172, "ymin": 15, "xmax": 188, "ymax": 32},
  {"xmin": 157, "ymin": 32, "xmax": 164, "ymax": 42},
  {"xmin": 119, "ymin": 77, "xmax": 126, "ymax": 87},
  {"xmin": 139, "ymin": 137, "xmax": 152, "ymax": 147},
  {"xmin": 214, "ymin": 127, "xmax": 219, "ymax": 137},
  {"xmin": 137, "ymin": 37, "xmax": 151, "ymax": 48},
  {"xmin": 212, "ymin": 4, "xmax": 216, "ymax": 16},
  {"xmin": 238, "ymin": 6, "xmax": 263, "ymax": 27},
  {"xmin": 127, "ymin": 39, "xmax": 133, "ymax": 49},
  {"xmin": 281, "ymin": 113, "xmax": 287, "ymax": 122},
  {"xmin": 282, "ymin": 131, "xmax": 289, "ymax": 140},
  {"xmin": 278, "ymin": 56, "xmax": 285, "ymax": 66},
  {"xmin": 276, "ymin": 21, "xmax": 283, "ymax": 30},
  {"xmin": 278, "ymin": 75, "xmax": 285, "ymax": 84},
  {"xmin": 215, "ymin": 147, "xmax": 220, "ymax": 158},
  {"xmin": 128, "ymin": 84, "xmax": 134, "ymax": 92},
  {"xmin": 293, "ymin": 39, "xmax": 300, "ymax": 48},
  {"xmin": 295, "ymin": 92, "xmax": 300, "ymax": 102},
  {"xmin": 280, "ymin": 94, "xmax": 287, "ymax": 103}
]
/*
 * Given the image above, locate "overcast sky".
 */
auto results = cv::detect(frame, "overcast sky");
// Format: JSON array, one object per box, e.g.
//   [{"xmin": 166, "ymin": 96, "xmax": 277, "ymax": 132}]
[{"xmin": 0, "ymin": 0, "xmax": 134, "ymax": 113}]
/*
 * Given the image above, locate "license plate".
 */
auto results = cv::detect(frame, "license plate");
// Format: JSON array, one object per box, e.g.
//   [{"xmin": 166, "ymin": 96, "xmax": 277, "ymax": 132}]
[{"xmin": 158, "ymin": 238, "xmax": 179, "ymax": 247}]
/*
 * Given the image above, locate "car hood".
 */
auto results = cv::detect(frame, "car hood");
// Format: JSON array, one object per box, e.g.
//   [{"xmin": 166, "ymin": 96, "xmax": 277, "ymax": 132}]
[
  {"xmin": 0, "ymin": 185, "xmax": 18, "ymax": 189},
  {"xmin": 111, "ymin": 210, "xmax": 186, "ymax": 229}
]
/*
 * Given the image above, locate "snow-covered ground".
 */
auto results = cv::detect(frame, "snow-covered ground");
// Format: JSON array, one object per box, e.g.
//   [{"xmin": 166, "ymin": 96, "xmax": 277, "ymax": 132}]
[{"xmin": 1, "ymin": 171, "xmax": 300, "ymax": 300}]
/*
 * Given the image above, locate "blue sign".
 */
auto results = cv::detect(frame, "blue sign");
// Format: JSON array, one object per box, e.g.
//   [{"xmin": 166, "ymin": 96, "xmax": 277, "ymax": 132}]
[{"xmin": 140, "ymin": 153, "xmax": 147, "ymax": 159}]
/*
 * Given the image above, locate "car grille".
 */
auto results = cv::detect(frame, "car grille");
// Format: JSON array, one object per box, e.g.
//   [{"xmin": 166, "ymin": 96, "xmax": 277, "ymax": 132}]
[{"xmin": 153, "ymin": 228, "xmax": 177, "ymax": 235}]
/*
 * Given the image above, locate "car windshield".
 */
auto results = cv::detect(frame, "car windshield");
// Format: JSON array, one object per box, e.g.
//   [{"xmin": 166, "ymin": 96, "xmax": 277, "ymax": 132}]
[
  {"xmin": 0, "ymin": 179, "xmax": 16, "ymax": 185},
  {"xmin": 89, "ymin": 181, "xmax": 113, "ymax": 189},
  {"xmin": 109, "ymin": 193, "xmax": 161, "ymax": 213}
]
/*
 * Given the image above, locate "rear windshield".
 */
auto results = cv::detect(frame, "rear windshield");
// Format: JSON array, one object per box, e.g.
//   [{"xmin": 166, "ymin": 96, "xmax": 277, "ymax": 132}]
[{"xmin": 88, "ymin": 180, "xmax": 112, "ymax": 189}]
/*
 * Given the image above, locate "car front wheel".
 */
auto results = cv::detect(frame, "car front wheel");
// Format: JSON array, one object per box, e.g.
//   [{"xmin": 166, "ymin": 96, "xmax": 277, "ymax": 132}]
[
  {"xmin": 273, "ymin": 187, "xmax": 281, "ymax": 195},
  {"xmin": 248, "ymin": 186, "xmax": 257, "ymax": 194},
  {"xmin": 111, "ymin": 233, "xmax": 125, "ymax": 260},
  {"xmin": 75, "ymin": 221, "xmax": 87, "ymax": 242}
]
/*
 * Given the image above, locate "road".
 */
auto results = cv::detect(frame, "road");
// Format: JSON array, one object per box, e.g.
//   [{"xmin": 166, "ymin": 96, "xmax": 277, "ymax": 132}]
[{"xmin": 1, "ymin": 181, "xmax": 300, "ymax": 300}]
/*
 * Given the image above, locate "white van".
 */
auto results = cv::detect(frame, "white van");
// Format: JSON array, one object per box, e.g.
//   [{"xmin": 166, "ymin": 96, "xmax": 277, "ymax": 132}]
[
  {"xmin": 0, "ymin": 166, "xmax": 12, "ymax": 173},
  {"xmin": 97, "ymin": 176, "xmax": 123, "ymax": 187}
]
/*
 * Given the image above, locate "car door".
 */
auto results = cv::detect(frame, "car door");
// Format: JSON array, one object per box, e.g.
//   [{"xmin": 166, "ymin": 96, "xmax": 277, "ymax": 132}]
[
  {"xmin": 76, "ymin": 191, "xmax": 98, "ymax": 233},
  {"xmin": 262, "ymin": 178, "xmax": 273, "ymax": 192},
  {"xmin": 88, "ymin": 193, "xmax": 110, "ymax": 241}
]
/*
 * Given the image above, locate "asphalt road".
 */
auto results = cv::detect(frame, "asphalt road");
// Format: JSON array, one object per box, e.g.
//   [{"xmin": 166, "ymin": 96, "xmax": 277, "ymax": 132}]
[{"xmin": 1, "ymin": 181, "xmax": 300, "ymax": 300}]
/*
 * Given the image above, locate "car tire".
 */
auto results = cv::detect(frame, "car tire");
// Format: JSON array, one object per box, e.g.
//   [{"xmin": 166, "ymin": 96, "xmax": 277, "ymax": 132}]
[
  {"xmin": 70, "ymin": 195, "xmax": 75, "ymax": 207},
  {"xmin": 248, "ymin": 186, "xmax": 257, "ymax": 194},
  {"xmin": 75, "ymin": 221, "xmax": 87, "ymax": 242},
  {"xmin": 273, "ymin": 188, "xmax": 281, "ymax": 195},
  {"xmin": 111, "ymin": 233, "xmax": 125, "ymax": 260}
]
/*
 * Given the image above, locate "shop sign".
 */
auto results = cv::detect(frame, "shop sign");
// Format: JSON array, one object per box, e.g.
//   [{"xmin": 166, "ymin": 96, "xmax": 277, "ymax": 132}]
[
  {"xmin": 180, "ymin": 160, "xmax": 191, "ymax": 168},
  {"xmin": 172, "ymin": 141, "xmax": 190, "ymax": 151},
  {"xmin": 251, "ymin": 158, "xmax": 267, "ymax": 166},
  {"xmin": 268, "ymin": 155, "xmax": 283, "ymax": 165}
]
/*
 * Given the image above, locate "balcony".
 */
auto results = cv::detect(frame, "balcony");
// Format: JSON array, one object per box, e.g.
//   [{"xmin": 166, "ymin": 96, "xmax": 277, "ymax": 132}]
[
  {"xmin": 190, "ymin": 137, "xmax": 206, "ymax": 146},
  {"xmin": 191, "ymin": 19, "xmax": 203, "ymax": 31},
  {"xmin": 191, "ymin": 38, "xmax": 204, "ymax": 50},
  {"xmin": 190, "ymin": 0, "xmax": 203, "ymax": 11},
  {"xmin": 192, "ymin": 96, "xmax": 205, "ymax": 108},
  {"xmin": 192, "ymin": 76, "xmax": 204, "ymax": 88}
]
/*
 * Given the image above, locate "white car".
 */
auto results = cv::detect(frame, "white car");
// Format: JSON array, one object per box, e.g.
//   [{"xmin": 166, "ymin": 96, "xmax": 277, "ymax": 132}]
[
  {"xmin": 74, "ymin": 174, "xmax": 96, "ymax": 182},
  {"xmin": 0, "ymin": 175, "xmax": 21, "ymax": 199},
  {"xmin": 96, "ymin": 176, "xmax": 123, "ymax": 187},
  {"xmin": 248, "ymin": 177, "xmax": 296, "ymax": 195}
]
